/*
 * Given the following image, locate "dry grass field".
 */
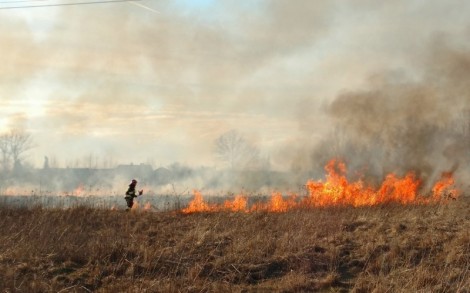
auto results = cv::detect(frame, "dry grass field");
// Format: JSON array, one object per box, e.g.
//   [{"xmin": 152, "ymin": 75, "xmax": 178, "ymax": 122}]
[{"xmin": 0, "ymin": 197, "xmax": 469, "ymax": 292}]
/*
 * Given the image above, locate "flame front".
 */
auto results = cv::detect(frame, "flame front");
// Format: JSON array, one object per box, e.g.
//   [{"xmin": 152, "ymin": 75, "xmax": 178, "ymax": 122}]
[
  {"xmin": 223, "ymin": 195, "xmax": 248, "ymax": 212},
  {"xmin": 305, "ymin": 160, "xmax": 423, "ymax": 207},
  {"xmin": 432, "ymin": 171, "xmax": 458, "ymax": 200},
  {"xmin": 182, "ymin": 191, "xmax": 217, "ymax": 213},
  {"xmin": 182, "ymin": 159, "xmax": 460, "ymax": 214}
]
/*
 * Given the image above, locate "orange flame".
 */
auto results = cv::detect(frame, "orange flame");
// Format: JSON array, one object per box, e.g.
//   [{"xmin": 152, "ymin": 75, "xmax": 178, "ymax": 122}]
[
  {"xmin": 0, "ymin": 187, "xmax": 39, "ymax": 196},
  {"xmin": 223, "ymin": 195, "xmax": 248, "ymax": 212},
  {"xmin": 144, "ymin": 202, "xmax": 152, "ymax": 211},
  {"xmin": 182, "ymin": 159, "xmax": 460, "ymax": 214},
  {"xmin": 432, "ymin": 171, "xmax": 459, "ymax": 201},
  {"xmin": 73, "ymin": 184, "xmax": 85, "ymax": 197},
  {"xmin": 182, "ymin": 191, "xmax": 216, "ymax": 213},
  {"xmin": 131, "ymin": 200, "xmax": 139, "ymax": 210},
  {"xmin": 251, "ymin": 192, "xmax": 298, "ymax": 212}
]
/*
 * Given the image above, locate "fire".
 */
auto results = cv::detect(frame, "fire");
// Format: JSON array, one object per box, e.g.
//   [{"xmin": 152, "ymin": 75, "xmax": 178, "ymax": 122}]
[
  {"xmin": 144, "ymin": 202, "xmax": 152, "ymax": 211},
  {"xmin": 223, "ymin": 195, "xmax": 248, "ymax": 212},
  {"xmin": 131, "ymin": 200, "xmax": 139, "ymax": 210},
  {"xmin": 182, "ymin": 191, "xmax": 216, "ymax": 213},
  {"xmin": 376, "ymin": 173, "xmax": 421, "ymax": 205},
  {"xmin": 182, "ymin": 159, "xmax": 460, "ymax": 214},
  {"xmin": 305, "ymin": 161, "xmax": 424, "ymax": 207},
  {"xmin": 182, "ymin": 192, "xmax": 249, "ymax": 213},
  {"xmin": 0, "ymin": 187, "xmax": 36, "ymax": 196},
  {"xmin": 432, "ymin": 171, "xmax": 458, "ymax": 200},
  {"xmin": 73, "ymin": 184, "xmax": 85, "ymax": 196},
  {"xmin": 252, "ymin": 192, "xmax": 298, "ymax": 212}
]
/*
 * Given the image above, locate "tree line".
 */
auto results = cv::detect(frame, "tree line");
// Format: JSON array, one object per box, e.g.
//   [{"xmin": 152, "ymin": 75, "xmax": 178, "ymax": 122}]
[{"xmin": 0, "ymin": 128, "xmax": 267, "ymax": 172}]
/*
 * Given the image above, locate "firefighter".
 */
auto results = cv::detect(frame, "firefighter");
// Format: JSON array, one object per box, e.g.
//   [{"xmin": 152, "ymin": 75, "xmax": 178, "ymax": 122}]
[{"xmin": 125, "ymin": 179, "xmax": 143, "ymax": 210}]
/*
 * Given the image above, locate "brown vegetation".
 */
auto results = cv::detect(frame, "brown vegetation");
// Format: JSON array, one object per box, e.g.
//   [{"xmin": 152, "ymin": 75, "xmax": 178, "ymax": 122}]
[{"xmin": 0, "ymin": 197, "xmax": 469, "ymax": 292}]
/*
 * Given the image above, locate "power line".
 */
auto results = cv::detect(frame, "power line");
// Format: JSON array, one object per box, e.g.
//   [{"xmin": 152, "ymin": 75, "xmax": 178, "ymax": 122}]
[
  {"xmin": 0, "ymin": 0, "xmax": 140, "ymax": 9},
  {"xmin": 128, "ymin": 1, "xmax": 158, "ymax": 13},
  {"xmin": 0, "ymin": 0, "xmax": 46, "ymax": 3}
]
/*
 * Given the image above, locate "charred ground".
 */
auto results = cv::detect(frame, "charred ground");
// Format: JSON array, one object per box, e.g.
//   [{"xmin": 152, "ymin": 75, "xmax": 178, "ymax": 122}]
[{"xmin": 0, "ymin": 198, "xmax": 469, "ymax": 292}]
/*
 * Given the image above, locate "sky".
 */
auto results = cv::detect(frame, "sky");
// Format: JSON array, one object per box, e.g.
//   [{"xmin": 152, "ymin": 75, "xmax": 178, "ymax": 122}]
[{"xmin": 1, "ymin": 0, "xmax": 470, "ymax": 171}]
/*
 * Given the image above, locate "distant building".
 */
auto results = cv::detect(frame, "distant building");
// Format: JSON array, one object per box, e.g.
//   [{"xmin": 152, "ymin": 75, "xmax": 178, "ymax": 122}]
[
  {"xmin": 153, "ymin": 167, "xmax": 172, "ymax": 185},
  {"xmin": 115, "ymin": 163, "xmax": 153, "ymax": 181}
]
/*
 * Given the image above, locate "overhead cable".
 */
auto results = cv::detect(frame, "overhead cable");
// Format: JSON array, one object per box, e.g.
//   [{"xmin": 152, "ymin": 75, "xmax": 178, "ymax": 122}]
[
  {"xmin": 0, "ymin": 0, "xmax": 140, "ymax": 9},
  {"xmin": 0, "ymin": 0, "xmax": 46, "ymax": 3}
]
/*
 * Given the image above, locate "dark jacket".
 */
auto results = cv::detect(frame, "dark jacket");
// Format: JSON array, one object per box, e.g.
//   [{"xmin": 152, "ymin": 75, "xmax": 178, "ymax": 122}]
[{"xmin": 125, "ymin": 182, "xmax": 137, "ymax": 198}]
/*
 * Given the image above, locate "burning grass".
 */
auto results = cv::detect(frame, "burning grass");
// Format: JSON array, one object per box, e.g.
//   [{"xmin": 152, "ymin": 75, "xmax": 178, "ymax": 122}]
[
  {"xmin": 0, "ymin": 198, "xmax": 469, "ymax": 292},
  {"xmin": 183, "ymin": 159, "xmax": 459, "ymax": 214}
]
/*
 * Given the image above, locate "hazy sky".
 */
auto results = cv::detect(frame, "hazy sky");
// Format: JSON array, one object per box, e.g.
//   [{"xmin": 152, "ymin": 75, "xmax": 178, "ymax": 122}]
[{"xmin": 1, "ymin": 0, "xmax": 469, "ymax": 169}]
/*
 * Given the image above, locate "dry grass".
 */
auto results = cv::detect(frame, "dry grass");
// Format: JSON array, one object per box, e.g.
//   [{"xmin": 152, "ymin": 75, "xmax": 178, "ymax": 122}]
[{"xmin": 0, "ymin": 197, "xmax": 469, "ymax": 292}]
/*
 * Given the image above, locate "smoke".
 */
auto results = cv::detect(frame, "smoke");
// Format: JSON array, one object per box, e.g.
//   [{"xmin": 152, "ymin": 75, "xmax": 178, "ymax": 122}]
[
  {"xmin": 5, "ymin": 0, "xmax": 339, "ymax": 166},
  {"xmin": 1, "ymin": 1, "xmax": 470, "ymax": 193},
  {"xmin": 307, "ymin": 38, "xmax": 470, "ymax": 190},
  {"xmin": 0, "ymin": 13, "xmax": 45, "ymax": 130}
]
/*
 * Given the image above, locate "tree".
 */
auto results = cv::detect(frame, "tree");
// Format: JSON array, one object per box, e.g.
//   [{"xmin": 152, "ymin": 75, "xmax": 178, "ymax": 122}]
[
  {"xmin": 0, "ymin": 134, "xmax": 10, "ymax": 172},
  {"xmin": 9, "ymin": 130, "xmax": 33, "ymax": 170},
  {"xmin": 0, "ymin": 130, "xmax": 34, "ymax": 172},
  {"xmin": 214, "ymin": 130, "xmax": 259, "ymax": 169}
]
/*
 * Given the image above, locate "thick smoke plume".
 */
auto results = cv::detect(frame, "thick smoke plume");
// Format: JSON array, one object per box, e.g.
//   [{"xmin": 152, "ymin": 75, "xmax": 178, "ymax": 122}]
[
  {"xmin": 2, "ymin": 1, "xmax": 470, "ymax": 195},
  {"xmin": 310, "ymin": 40, "xmax": 470, "ymax": 191}
]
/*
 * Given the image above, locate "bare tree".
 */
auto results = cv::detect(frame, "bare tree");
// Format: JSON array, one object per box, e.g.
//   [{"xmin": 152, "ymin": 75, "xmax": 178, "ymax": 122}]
[
  {"xmin": 214, "ymin": 130, "xmax": 259, "ymax": 169},
  {"xmin": 0, "ymin": 134, "xmax": 11, "ymax": 172},
  {"xmin": 9, "ymin": 130, "xmax": 34, "ymax": 170},
  {"xmin": 0, "ymin": 130, "xmax": 33, "ymax": 171}
]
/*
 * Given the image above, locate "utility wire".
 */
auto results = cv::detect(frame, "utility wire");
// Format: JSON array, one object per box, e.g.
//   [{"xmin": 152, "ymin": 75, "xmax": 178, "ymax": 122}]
[
  {"xmin": 128, "ymin": 1, "xmax": 158, "ymax": 13},
  {"xmin": 0, "ymin": 0, "xmax": 46, "ymax": 3},
  {"xmin": 0, "ymin": 0, "xmax": 140, "ymax": 9}
]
